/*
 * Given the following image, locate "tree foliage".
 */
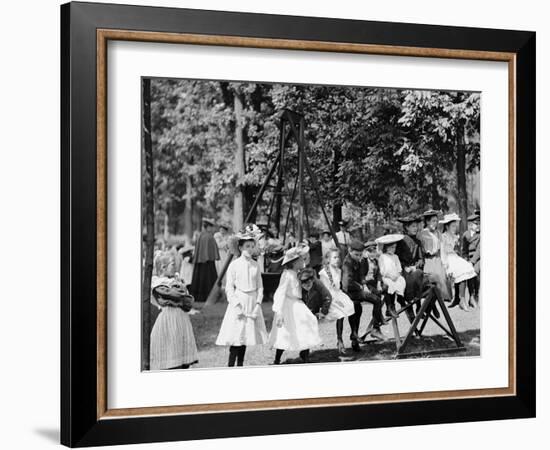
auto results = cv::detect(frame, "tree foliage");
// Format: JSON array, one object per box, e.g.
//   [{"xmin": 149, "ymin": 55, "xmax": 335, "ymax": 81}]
[{"xmin": 147, "ymin": 79, "xmax": 480, "ymax": 237}]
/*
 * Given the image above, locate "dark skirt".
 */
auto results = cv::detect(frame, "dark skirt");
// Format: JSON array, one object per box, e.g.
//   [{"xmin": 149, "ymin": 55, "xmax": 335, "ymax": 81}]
[{"xmin": 190, "ymin": 261, "xmax": 218, "ymax": 302}]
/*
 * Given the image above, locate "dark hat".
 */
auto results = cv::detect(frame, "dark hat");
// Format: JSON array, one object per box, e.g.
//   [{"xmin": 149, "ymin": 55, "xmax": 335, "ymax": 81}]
[
  {"xmin": 414, "ymin": 215, "xmax": 424, "ymax": 222},
  {"xmin": 321, "ymin": 230, "xmax": 331, "ymax": 236},
  {"xmin": 349, "ymin": 240, "xmax": 365, "ymax": 252},
  {"xmin": 338, "ymin": 219, "xmax": 348, "ymax": 226},
  {"xmin": 422, "ymin": 209, "xmax": 441, "ymax": 218},
  {"xmin": 256, "ymin": 222, "xmax": 268, "ymax": 230},
  {"xmin": 397, "ymin": 215, "xmax": 418, "ymax": 224},
  {"xmin": 309, "ymin": 231, "xmax": 320, "ymax": 239},
  {"xmin": 299, "ymin": 267, "xmax": 316, "ymax": 282},
  {"xmin": 467, "ymin": 213, "xmax": 480, "ymax": 221},
  {"xmin": 202, "ymin": 217, "xmax": 216, "ymax": 227}
]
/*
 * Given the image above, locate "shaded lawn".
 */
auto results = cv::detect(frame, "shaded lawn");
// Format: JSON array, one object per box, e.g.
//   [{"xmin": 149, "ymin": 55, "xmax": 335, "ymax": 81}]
[{"xmin": 188, "ymin": 299, "xmax": 480, "ymax": 368}]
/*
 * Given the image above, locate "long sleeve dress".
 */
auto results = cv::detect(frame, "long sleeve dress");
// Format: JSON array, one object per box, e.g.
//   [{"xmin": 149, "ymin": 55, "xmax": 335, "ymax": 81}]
[
  {"xmin": 418, "ymin": 229, "xmax": 451, "ymax": 300},
  {"xmin": 216, "ymin": 255, "xmax": 268, "ymax": 346},
  {"xmin": 319, "ymin": 266, "xmax": 355, "ymax": 320},
  {"xmin": 378, "ymin": 253, "xmax": 406, "ymax": 296},
  {"xmin": 268, "ymin": 269, "xmax": 321, "ymax": 351},
  {"xmin": 441, "ymin": 231, "xmax": 477, "ymax": 284},
  {"xmin": 150, "ymin": 276, "xmax": 199, "ymax": 370}
]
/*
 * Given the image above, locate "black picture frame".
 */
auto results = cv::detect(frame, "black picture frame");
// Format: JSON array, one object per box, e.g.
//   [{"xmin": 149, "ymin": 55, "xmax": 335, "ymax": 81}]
[{"xmin": 61, "ymin": 1, "xmax": 535, "ymax": 447}]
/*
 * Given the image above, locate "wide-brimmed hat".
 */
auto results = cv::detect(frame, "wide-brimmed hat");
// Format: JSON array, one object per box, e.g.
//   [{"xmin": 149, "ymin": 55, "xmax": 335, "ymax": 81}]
[
  {"xmin": 422, "ymin": 209, "xmax": 441, "ymax": 218},
  {"xmin": 321, "ymin": 230, "xmax": 332, "ymax": 236},
  {"xmin": 281, "ymin": 247, "xmax": 302, "ymax": 266},
  {"xmin": 397, "ymin": 215, "xmax": 417, "ymax": 224},
  {"xmin": 467, "ymin": 213, "xmax": 480, "ymax": 221},
  {"xmin": 219, "ymin": 222, "xmax": 231, "ymax": 230},
  {"xmin": 178, "ymin": 244, "xmax": 195, "ymax": 255},
  {"xmin": 202, "ymin": 217, "xmax": 216, "ymax": 227},
  {"xmin": 235, "ymin": 230, "xmax": 257, "ymax": 241},
  {"xmin": 375, "ymin": 233, "xmax": 404, "ymax": 246},
  {"xmin": 439, "ymin": 213, "xmax": 461, "ymax": 225}
]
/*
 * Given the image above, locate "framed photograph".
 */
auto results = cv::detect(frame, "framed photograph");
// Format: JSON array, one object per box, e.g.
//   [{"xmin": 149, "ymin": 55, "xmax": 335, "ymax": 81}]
[{"xmin": 61, "ymin": 1, "xmax": 535, "ymax": 447}]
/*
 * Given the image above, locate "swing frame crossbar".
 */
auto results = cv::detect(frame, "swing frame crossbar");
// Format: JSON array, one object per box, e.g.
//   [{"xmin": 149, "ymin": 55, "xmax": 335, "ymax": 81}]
[
  {"xmin": 205, "ymin": 109, "xmax": 340, "ymax": 304},
  {"xmin": 360, "ymin": 284, "xmax": 466, "ymax": 359}
]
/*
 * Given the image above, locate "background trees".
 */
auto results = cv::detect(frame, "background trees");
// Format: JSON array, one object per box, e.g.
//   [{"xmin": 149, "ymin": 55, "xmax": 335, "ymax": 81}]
[{"xmin": 144, "ymin": 78, "xmax": 480, "ymax": 242}]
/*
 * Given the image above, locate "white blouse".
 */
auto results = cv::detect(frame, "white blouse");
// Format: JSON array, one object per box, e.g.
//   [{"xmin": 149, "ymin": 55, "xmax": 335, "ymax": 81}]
[
  {"xmin": 225, "ymin": 255, "xmax": 263, "ymax": 307},
  {"xmin": 379, "ymin": 253, "xmax": 403, "ymax": 280}
]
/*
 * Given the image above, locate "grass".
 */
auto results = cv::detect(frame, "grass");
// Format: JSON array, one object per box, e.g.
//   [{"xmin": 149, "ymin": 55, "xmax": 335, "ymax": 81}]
[{"xmin": 187, "ymin": 298, "xmax": 480, "ymax": 368}]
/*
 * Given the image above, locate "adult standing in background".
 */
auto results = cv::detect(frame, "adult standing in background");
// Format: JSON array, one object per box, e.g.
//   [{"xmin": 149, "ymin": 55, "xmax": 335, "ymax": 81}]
[
  {"xmin": 321, "ymin": 230, "xmax": 337, "ymax": 258},
  {"xmin": 214, "ymin": 223, "xmax": 231, "ymax": 282},
  {"xmin": 190, "ymin": 218, "xmax": 220, "ymax": 302},
  {"xmin": 336, "ymin": 220, "xmax": 352, "ymax": 247},
  {"xmin": 462, "ymin": 211, "xmax": 481, "ymax": 306}
]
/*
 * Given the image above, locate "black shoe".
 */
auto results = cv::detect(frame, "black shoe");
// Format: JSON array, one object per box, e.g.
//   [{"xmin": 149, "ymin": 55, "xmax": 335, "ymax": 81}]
[
  {"xmin": 351, "ymin": 340, "xmax": 361, "ymax": 352},
  {"xmin": 449, "ymin": 298, "xmax": 460, "ymax": 308}
]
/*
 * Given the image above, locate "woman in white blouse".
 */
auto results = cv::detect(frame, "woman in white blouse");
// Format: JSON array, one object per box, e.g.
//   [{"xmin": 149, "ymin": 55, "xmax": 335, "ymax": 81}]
[{"xmin": 215, "ymin": 233, "xmax": 268, "ymax": 366}]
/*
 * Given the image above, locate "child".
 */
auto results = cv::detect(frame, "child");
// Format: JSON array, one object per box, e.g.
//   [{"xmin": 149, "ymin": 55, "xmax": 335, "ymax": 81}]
[
  {"xmin": 440, "ymin": 213, "xmax": 478, "ymax": 311},
  {"xmin": 215, "ymin": 231, "xmax": 268, "ymax": 366},
  {"xmin": 150, "ymin": 253, "xmax": 199, "ymax": 370},
  {"xmin": 269, "ymin": 248, "xmax": 321, "ymax": 364},
  {"xmin": 376, "ymin": 235, "xmax": 407, "ymax": 318},
  {"xmin": 319, "ymin": 248, "xmax": 355, "ymax": 355}
]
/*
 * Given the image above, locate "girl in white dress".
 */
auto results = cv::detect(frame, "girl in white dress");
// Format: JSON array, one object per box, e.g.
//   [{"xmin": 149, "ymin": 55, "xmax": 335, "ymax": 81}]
[
  {"xmin": 439, "ymin": 213, "xmax": 477, "ymax": 311},
  {"xmin": 216, "ymin": 234, "xmax": 268, "ymax": 366},
  {"xmin": 269, "ymin": 248, "xmax": 322, "ymax": 364},
  {"xmin": 150, "ymin": 253, "xmax": 199, "ymax": 370},
  {"xmin": 377, "ymin": 237, "xmax": 407, "ymax": 318},
  {"xmin": 319, "ymin": 248, "xmax": 355, "ymax": 355}
]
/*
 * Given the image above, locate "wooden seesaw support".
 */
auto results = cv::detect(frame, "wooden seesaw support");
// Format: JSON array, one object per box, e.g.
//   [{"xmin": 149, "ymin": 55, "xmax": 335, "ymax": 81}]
[{"xmin": 361, "ymin": 283, "xmax": 466, "ymax": 358}]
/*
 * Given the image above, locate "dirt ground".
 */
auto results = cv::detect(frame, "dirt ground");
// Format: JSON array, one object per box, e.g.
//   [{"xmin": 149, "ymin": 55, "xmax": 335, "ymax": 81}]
[{"xmin": 186, "ymin": 298, "xmax": 481, "ymax": 369}]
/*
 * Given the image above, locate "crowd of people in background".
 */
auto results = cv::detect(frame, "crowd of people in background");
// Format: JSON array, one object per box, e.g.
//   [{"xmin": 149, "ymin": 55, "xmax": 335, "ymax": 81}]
[{"xmin": 147, "ymin": 208, "xmax": 481, "ymax": 370}]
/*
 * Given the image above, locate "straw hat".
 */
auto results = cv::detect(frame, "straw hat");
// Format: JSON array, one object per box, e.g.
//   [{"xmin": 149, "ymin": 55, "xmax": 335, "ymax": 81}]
[
  {"xmin": 375, "ymin": 233, "xmax": 404, "ymax": 245},
  {"xmin": 202, "ymin": 217, "xmax": 216, "ymax": 227},
  {"xmin": 281, "ymin": 247, "xmax": 302, "ymax": 266},
  {"xmin": 422, "ymin": 209, "xmax": 441, "ymax": 218},
  {"xmin": 439, "ymin": 213, "xmax": 461, "ymax": 225}
]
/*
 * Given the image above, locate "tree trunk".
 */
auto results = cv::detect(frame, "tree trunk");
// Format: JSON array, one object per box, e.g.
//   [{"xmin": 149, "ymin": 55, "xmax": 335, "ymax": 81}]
[
  {"xmin": 183, "ymin": 175, "xmax": 193, "ymax": 239},
  {"xmin": 233, "ymin": 90, "xmax": 245, "ymax": 230},
  {"xmin": 141, "ymin": 78, "xmax": 154, "ymax": 371},
  {"xmin": 456, "ymin": 120, "xmax": 468, "ymax": 234},
  {"xmin": 331, "ymin": 147, "xmax": 342, "ymax": 226}
]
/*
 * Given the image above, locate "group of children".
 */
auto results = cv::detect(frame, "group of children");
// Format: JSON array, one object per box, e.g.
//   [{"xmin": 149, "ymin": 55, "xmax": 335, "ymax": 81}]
[{"xmin": 147, "ymin": 209, "xmax": 481, "ymax": 369}]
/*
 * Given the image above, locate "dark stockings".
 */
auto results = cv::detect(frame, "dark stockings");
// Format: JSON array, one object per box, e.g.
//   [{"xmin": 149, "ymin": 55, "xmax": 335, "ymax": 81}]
[
  {"xmin": 228, "ymin": 345, "xmax": 247, "ymax": 367},
  {"xmin": 336, "ymin": 318, "xmax": 344, "ymax": 340}
]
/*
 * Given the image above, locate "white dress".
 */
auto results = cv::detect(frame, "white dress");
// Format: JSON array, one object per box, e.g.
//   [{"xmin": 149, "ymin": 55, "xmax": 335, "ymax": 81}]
[
  {"xmin": 268, "ymin": 269, "xmax": 322, "ymax": 351},
  {"xmin": 378, "ymin": 253, "xmax": 406, "ymax": 296},
  {"xmin": 216, "ymin": 255, "xmax": 268, "ymax": 346},
  {"xmin": 441, "ymin": 232, "xmax": 477, "ymax": 283},
  {"xmin": 150, "ymin": 276, "xmax": 199, "ymax": 370},
  {"xmin": 319, "ymin": 266, "xmax": 355, "ymax": 320}
]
